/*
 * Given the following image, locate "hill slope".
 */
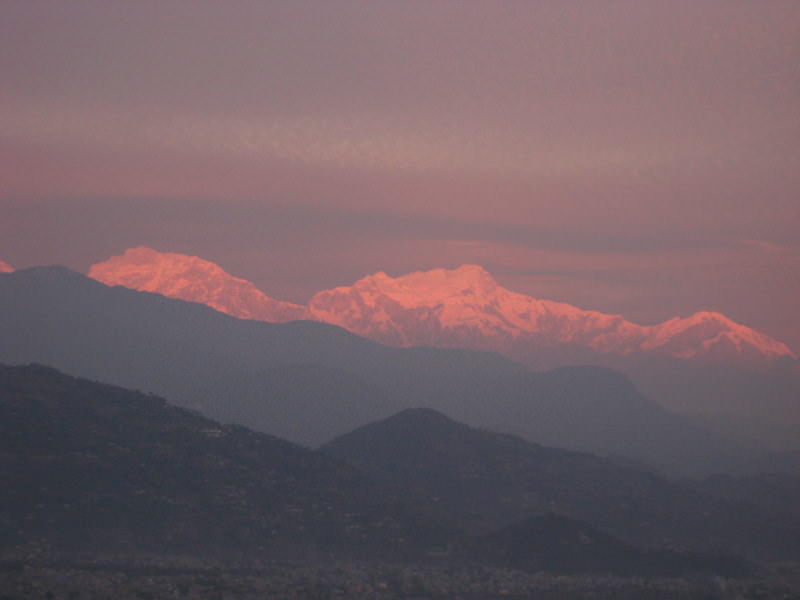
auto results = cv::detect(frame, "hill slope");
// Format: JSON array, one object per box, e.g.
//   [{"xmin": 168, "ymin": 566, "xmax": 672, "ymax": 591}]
[
  {"xmin": 0, "ymin": 364, "xmax": 450, "ymax": 559},
  {"xmin": 477, "ymin": 513, "xmax": 745, "ymax": 576},
  {"xmin": 322, "ymin": 408, "xmax": 800, "ymax": 560}
]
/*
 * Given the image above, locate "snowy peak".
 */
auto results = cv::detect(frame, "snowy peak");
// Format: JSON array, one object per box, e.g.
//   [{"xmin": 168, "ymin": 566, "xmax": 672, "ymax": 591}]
[
  {"xmin": 88, "ymin": 247, "xmax": 307, "ymax": 322},
  {"xmin": 90, "ymin": 246, "xmax": 227, "ymax": 286},
  {"xmin": 643, "ymin": 311, "xmax": 794, "ymax": 360},
  {"xmin": 311, "ymin": 264, "xmax": 625, "ymax": 348},
  {"xmin": 0, "ymin": 259, "xmax": 13, "ymax": 273},
  {"xmin": 309, "ymin": 266, "xmax": 795, "ymax": 363},
  {"xmin": 308, "ymin": 265, "xmax": 531, "ymax": 348},
  {"xmin": 349, "ymin": 264, "xmax": 499, "ymax": 303},
  {"xmin": 86, "ymin": 248, "xmax": 795, "ymax": 365}
]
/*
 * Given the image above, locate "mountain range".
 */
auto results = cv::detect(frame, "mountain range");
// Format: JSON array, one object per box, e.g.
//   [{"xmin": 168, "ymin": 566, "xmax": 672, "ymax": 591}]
[
  {"xmin": 0, "ymin": 364, "xmax": 451, "ymax": 561},
  {"xmin": 323, "ymin": 406, "xmax": 800, "ymax": 563},
  {"xmin": 1, "ymin": 363, "xmax": 773, "ymax": 575},
  {"xmin": 3, "ymin": 258, "xmax": 800, "ymax": 585},
  {"xmin": 88, "ymin": 246, "xmax": 307, "ymax": 323},
  {"xmin": 0, "ymin": 265, "xmax": 767, "ymax": 475},
  {"xmin": 87, "ymin": 247, "xmax": 795, "ymax": 367},
  {"xmin": 81, "ymin": 247, "xmax": 800, "ymax": 442}
]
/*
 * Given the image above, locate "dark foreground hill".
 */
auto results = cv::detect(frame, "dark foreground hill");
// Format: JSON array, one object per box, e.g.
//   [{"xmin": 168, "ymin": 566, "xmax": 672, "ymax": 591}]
[
  {"xmin": 1, "ymin": 364, "xmax": 755, "ymax": 578},
  {"xmin": 0, "ymin": 267, "xmax": 756, "ymax": 475},
  {"xmin": 322, "ymin": 408, "xmax": 800, "ymax": 561},
  {"xmin": 476, "ymin": 513, "xmax": 745, "ymax": 577},
  {"xmin": 695, "ymin": 472, "xmax": 800, "ymax": 523},
  {"xmin": 0, "ymin": 364, "xmax": 451, "ymax": 561}
]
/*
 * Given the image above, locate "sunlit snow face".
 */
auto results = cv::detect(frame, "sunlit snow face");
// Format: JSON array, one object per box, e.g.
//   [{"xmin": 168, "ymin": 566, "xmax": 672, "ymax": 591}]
[{"xmin": 85, "ymin": 247, "xmax": 796, "ymax": 363}]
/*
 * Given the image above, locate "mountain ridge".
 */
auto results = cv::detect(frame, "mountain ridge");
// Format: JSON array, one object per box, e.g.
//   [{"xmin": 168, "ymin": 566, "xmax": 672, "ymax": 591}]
[
  {"xmin": 1, "ymin": 363, "xmax": 758, "ymax": 577},
  {"xmin": 0, "ymin": 363, "xmax": 454, "ymax": 560},
  {"xmin": 321, "ymin": 406, "xmax": 800, "ymax": 560},
  {"xmin": 88, "ymin": 246, "xmax": 308, "ymax": 322},
  {"xmin": 87, "ymin": 247, "xmax": 795, "ymax": 366},
  {"xmin": 0, "ymin": 265, "xmax": 759, "ymax": 476}
]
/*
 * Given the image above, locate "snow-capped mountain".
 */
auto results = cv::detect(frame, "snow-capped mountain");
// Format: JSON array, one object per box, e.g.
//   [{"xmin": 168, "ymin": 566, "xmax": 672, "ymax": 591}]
[
  {"xmin": 308, "ymin": 265, "xmax": 639, "ymax": 351},
  {"xmin": 87, "ymin": 248, "xmax": 795, "ymax": 365},
  {"xmin": 0, "ymin": 259, "xmax": 13, "ymax": 273},
  {"xmin": 89, "ymin": 247, "xmax": 308, "ymax": 322},
  {"xmin": 307, "ymin": 265, "xmax": 794, "ymax": 363}
]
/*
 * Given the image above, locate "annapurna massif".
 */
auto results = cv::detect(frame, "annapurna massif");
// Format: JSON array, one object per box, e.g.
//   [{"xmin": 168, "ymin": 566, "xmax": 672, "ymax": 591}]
[{"xmin": 81, "ymin": 247, "xmax": 794, "ymax": 367}]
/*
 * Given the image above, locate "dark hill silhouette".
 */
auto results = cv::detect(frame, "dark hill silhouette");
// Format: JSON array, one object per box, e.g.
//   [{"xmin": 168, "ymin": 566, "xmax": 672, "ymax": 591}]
[
  {"xmin": 0, "ymin": 364, "xmax": 756, "ymax": 577},
  {"xmin": 322, "ymin": 408, "xmax": 800, "ymax": 561},
  {"xmin": 476, "ymin": 513, "xmax": 747, "ymax": 576},
  {"xmin": 695, "ymin": 472, "xmax": 800, "ymax": 523},
  {"xmin": 0, "ymin": 363, "xmax": 452, "ymax": 560}
]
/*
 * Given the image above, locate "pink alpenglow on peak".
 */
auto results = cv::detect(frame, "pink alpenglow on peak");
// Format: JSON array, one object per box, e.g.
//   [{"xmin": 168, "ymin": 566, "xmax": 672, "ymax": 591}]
[
  {"xmin": 307, "ymin": 264, "xmax": 639, "ymax": 350},
  {"xmin": 641, "ymin": 311, "xmax": 795, "ymax": 361},
  {"xmin": 307, "ymin": 265, "xmax": 796, "ymax": 363},
  {"xmin": 88, "ymin": 246, "xmax": 308, "ymax": 322},
  {"xmin": 87, "ymin": 248, "xmax": 795, "ymax": 365},
  {"xmin": 0, "ymin": 259, "xmax": 13, "ymax": 273}
]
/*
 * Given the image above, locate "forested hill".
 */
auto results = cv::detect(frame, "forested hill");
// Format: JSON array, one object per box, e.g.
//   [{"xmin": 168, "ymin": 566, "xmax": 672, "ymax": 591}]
[{"xmin": 0, "ymin": 363, "xmax": 451, "ymax": 560}]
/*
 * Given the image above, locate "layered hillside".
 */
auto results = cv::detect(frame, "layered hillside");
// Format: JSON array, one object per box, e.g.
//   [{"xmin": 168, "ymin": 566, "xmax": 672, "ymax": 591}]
[
  {"xmin": 1, "ymin": 364, "xmax": 756, "ymax": 576},
  {"xmin": 322, "ymin": 408, "xmax": 800, "ymax": 560},
  {"xmin": 0, "ymin": 266, "xmax": 757, "ymax": 476},
  {"xmin": 0, "ymin": 364, "xmax": 450, "ymax": 559}
]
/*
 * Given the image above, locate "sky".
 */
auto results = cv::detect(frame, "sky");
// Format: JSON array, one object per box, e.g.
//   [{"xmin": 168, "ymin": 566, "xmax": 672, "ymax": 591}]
[{"xmin": 1, "ymin": 1, "xmax": 799, "ymax": 350}]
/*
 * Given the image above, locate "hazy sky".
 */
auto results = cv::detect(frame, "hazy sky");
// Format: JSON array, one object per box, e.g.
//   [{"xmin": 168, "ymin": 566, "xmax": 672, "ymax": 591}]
[{"xmin": 2, "ymin": 1, "xmax": 799, "ymax": 350}]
